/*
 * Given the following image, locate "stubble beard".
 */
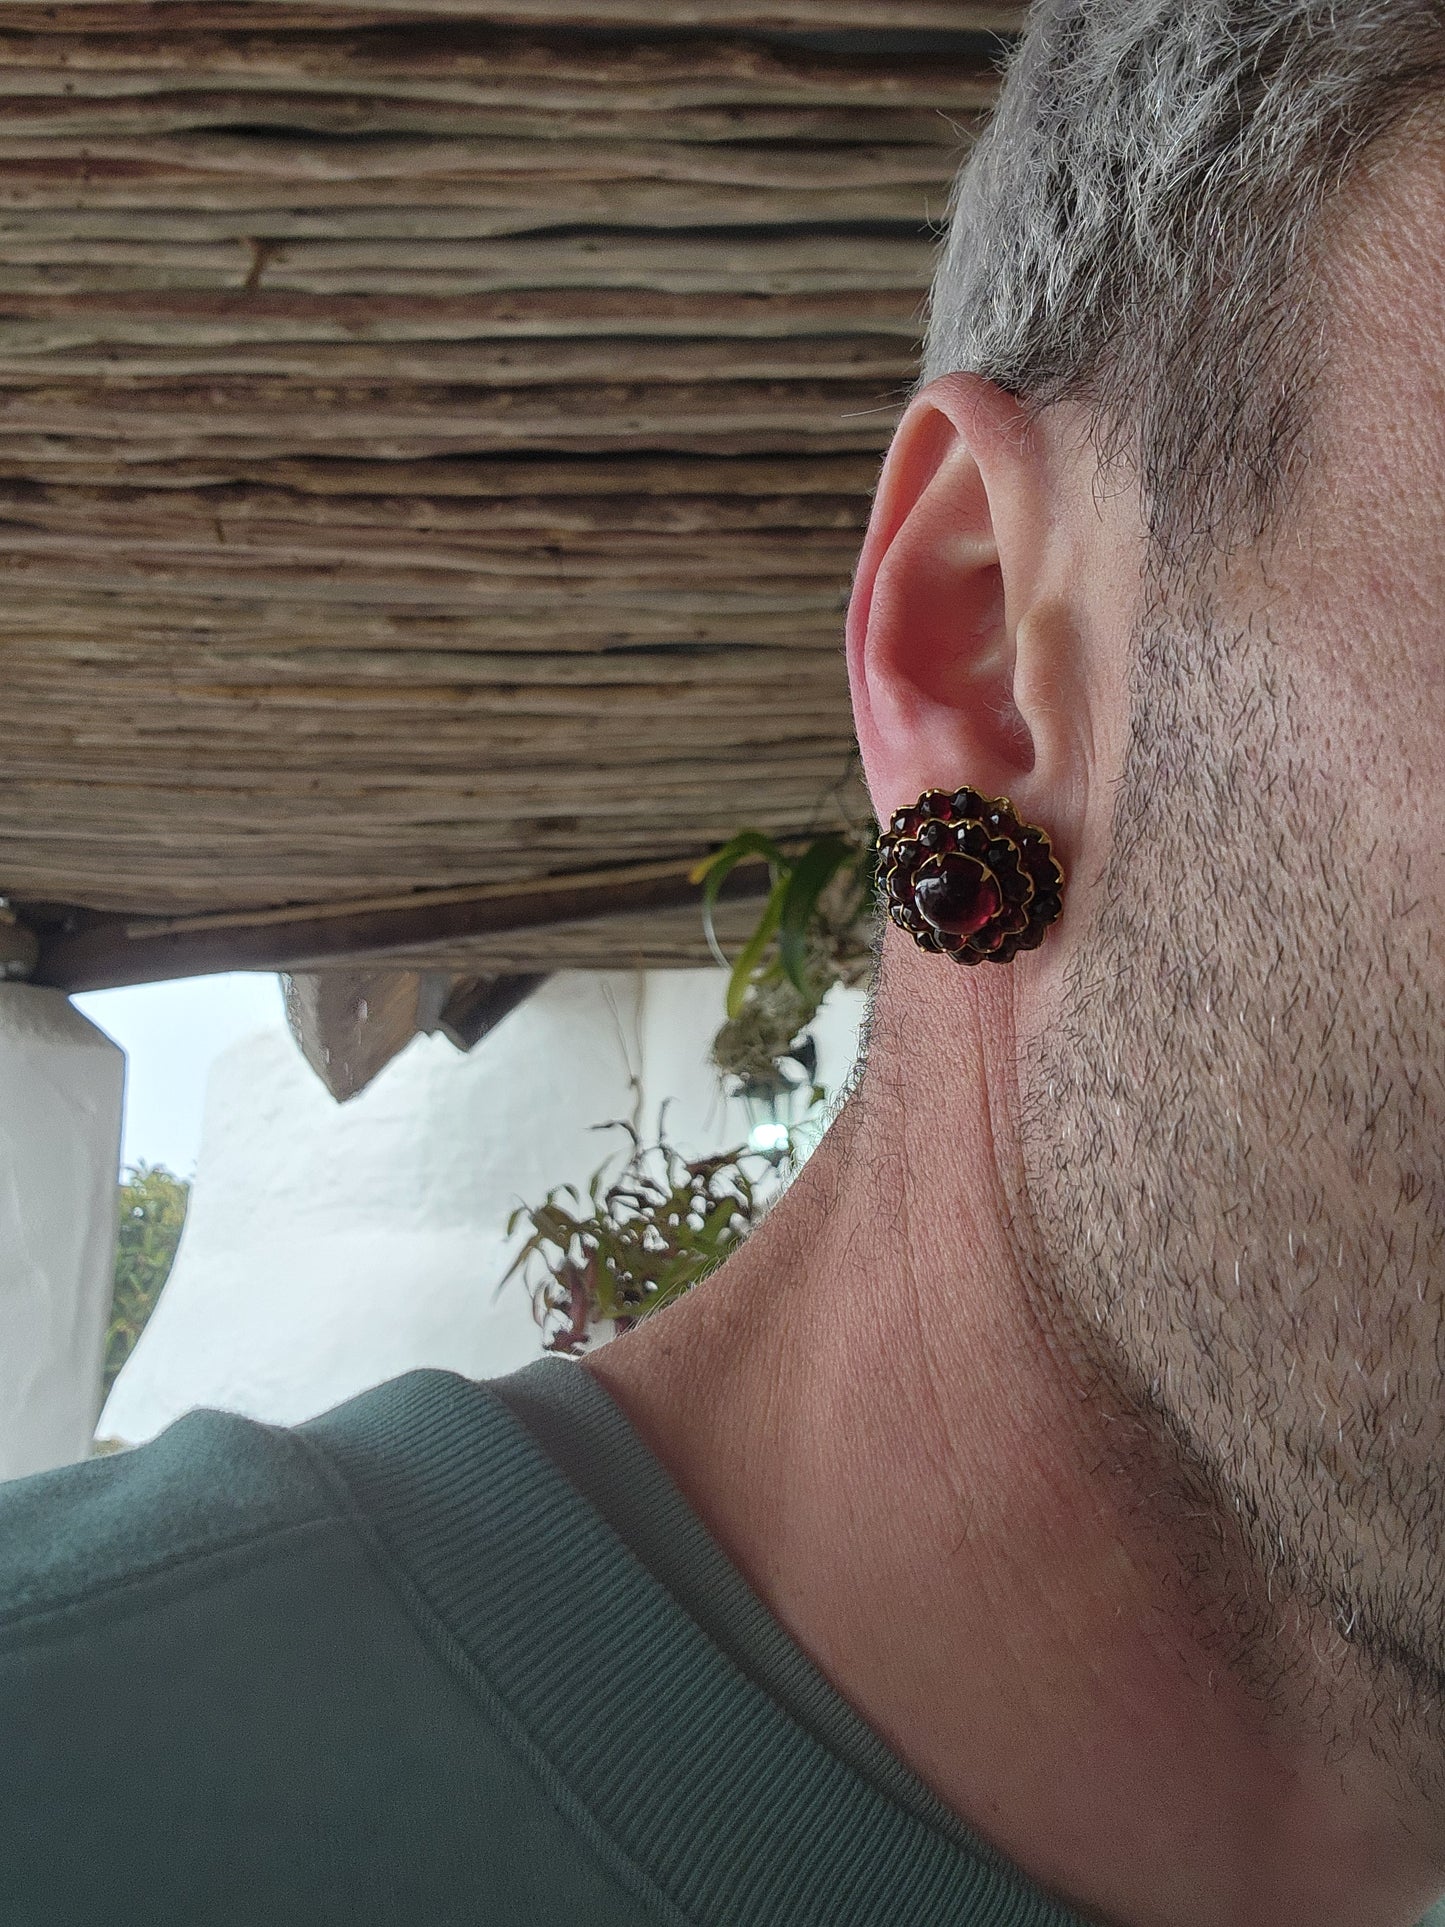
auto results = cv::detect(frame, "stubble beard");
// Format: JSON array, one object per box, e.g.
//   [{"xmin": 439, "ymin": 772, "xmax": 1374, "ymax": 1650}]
[{"xmin": 1017, "ymin": 580, "xmax": 1445, "ymax": 1777}]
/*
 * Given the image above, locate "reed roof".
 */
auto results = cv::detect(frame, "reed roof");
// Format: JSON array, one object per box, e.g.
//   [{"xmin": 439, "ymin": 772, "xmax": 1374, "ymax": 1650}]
[{"xmin": 0, "ymin": 1, "xmax": 1023, "ymax": 999}]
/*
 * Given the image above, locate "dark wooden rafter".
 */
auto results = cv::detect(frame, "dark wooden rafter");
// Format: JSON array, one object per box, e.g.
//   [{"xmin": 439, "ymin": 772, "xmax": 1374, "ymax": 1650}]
[
  {"xmin": 23, "ymin": 850, "xmax": 777, "ymax": 991},
  {"xmin": 284, "ymin": 964, "xmax": 439, "ymax": 1098},
  {"xmin": 281, "ymin": 963, "xmax": 546, "ymax": 1099},
  {"xmin": 430, "ymin": 969, "xmax": 544, "ymax": 1051}
]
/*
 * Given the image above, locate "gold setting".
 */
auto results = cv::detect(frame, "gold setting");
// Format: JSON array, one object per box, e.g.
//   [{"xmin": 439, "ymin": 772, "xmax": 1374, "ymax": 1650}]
[{"xmin": 876, "ymin": 787, "xmax": 1066, "ymax": 965}]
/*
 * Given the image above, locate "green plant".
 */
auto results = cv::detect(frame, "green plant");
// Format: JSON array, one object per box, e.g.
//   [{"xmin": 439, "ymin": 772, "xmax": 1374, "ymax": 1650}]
[
  {"xmin": 498, "ymin": 1111, "xmax": 778, "ymax": 1355},
  {"xmin": 104, "ymin": 1162, "xmax": 190, "ymax": 1399},
  {"xmin": 691, "ymin": 824, "xmax": 878, "ymax": 1093}
]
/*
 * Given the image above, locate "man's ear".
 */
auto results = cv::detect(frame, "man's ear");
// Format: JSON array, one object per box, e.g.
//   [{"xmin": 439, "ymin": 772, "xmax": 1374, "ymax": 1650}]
[{"xmin": 847, "ymin": 372, "xmax": 1083, "ymax": 857}]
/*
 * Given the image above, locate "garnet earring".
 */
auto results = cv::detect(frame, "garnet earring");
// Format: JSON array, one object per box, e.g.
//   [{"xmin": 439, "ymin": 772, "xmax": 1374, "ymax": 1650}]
[{"xmin": 877, "ymin": 787, "xmax": 1065, "ymax": 965}]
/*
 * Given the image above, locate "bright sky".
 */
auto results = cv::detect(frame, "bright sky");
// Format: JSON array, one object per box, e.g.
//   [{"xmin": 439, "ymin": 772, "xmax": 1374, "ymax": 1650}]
[{"xmin": 74, "ymin": 973, "xmax": 287, "ymax": 1180}]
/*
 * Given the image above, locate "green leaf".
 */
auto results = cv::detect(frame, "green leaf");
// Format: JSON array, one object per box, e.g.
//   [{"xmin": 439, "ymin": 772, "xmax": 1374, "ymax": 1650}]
[
  {"xmin": 694, "ymin": 831, "xmax": 786, "ymax": 968},
  {"xmin": 725, "ymin": 872, "xmax": 788, "ymax": 1020},
  {"xmin": 777, "ymin": 834, "xmax": 855, "ymax": 996},
  {"xmin": 104, "ymin": 1164, "xmax": 191, "ymax": 1400},
  {"xmin": 498, "ymin": 1106, "xmax": 778, "ymax": 1352}
]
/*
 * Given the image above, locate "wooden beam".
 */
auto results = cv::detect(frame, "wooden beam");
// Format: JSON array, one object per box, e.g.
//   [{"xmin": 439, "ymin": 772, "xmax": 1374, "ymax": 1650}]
[
  {"xmin": 283, "ymin": 964, "xmax": 429, "ymax": 1099},
  {"xmin": 280, "ymin": 963, "xmax": 545, "ymax": 1098},
  {"xmin": 432, "ymin": 971, "xmax": 546, "ymax": 1051},
  {"xmin": 29, "ymin": 852, "xmax": 774, "ymax": 991},
  {"xmin": 351, "ymin": 890, "xmax": 781, "ymax": 975}
]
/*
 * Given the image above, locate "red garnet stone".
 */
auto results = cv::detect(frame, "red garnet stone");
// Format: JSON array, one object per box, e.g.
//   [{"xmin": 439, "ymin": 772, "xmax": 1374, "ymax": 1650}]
[{"xmin": 913, "ymin": 854, "xmax": 1001, "ymax": 939}]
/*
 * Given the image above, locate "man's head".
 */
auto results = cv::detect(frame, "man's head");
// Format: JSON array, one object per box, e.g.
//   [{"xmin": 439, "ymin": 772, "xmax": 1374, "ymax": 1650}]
[
  {"xmin": 928, "ymin": 0, "xmax": 1445, "ymax": 583},
  {"xmin": 847, "ymin": 1, "xmax": 1445, "ymax": 1746}
]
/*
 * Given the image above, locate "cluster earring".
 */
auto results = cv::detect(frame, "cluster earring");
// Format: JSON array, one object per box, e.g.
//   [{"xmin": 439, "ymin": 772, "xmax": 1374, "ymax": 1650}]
[{"xmin": 877, "ymin": 787, "xmax": 1065, "ymax": 965}]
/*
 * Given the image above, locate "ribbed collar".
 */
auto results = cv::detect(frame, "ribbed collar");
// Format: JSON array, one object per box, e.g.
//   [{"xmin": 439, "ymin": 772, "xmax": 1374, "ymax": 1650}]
[{"xmin": 302, "ymin": 1354, "xmax": 1089, "ymax": 1927}]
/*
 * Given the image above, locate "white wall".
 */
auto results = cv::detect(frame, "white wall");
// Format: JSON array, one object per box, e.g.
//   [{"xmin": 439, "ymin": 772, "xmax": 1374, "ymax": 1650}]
[
  {"xmin": 99, "ymin": 968, "xmax": 866, "ymax": 1446},
  {"xmin": 0, "ymin": 986, "xmax": 125, "ymax": 1480},
  {"xmin": 74, "ymin": 972, "xmax": 284, "ymax": 1177}
]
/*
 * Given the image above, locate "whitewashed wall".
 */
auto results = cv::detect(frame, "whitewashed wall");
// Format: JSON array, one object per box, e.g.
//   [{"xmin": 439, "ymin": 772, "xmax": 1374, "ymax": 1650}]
[
  {"xmin": 0, "ymin": 986, "xmax": 125, "ymax": 1480},
  {"xmin": 99, "ymin": 968, "xmax": 865, "ymax": 1445}
]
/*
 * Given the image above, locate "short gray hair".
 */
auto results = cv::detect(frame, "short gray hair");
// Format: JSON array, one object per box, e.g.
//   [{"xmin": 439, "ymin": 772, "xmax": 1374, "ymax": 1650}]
[{"xmin": 926, "ymin": 1, "xmax": 1445, "ymax": 578}]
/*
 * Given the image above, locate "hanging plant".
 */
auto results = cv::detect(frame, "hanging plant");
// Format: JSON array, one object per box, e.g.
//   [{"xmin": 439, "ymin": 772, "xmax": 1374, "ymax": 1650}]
[
  {"xmin": 497, "ymin": 1110, "xmax": 779, "ymax": 1355},
  {"xmin": 691, "ymin": 823, "xmax": 878, "ymax": 1093}
]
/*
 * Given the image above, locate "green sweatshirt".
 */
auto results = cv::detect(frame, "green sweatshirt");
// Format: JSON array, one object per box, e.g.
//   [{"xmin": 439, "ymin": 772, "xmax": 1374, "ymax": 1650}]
[{"xmin": 1, "ymin": 1355, "xmax": 1440, "ymax": 1927}]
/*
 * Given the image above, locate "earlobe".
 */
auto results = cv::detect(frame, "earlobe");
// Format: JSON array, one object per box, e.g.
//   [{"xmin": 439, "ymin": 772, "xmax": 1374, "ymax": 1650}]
[{"xmin": 846, "ymin": 374, "xmax": 1047, "ymax": 828}]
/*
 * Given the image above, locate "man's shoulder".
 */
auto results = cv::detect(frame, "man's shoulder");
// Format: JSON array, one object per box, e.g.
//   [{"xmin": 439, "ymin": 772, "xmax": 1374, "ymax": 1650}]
[
  {"xmin": 0, "ymin": 1369, "xmax": 669, "ymax": 1927},
  {"xmin": 0, "ymin": 1382, "xmax": 394, "ymax": 1637}
]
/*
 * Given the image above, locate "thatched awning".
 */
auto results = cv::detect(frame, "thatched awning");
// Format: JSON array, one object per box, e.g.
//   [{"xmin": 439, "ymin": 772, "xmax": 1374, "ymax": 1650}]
[{"xmin": 0, "ymin": 2, "xmax": 1022, "ymax": 1040}]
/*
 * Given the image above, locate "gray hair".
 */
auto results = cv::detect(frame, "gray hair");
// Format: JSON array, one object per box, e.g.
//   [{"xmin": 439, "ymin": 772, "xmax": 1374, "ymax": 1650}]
[{"xmin": 925, "ymin": 1, "xmax": 1445, "ymax": 579}]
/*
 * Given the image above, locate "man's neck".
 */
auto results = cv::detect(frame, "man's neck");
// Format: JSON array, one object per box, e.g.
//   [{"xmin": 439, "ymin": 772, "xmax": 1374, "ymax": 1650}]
[{"xmin": 583, "ymin": 995, "xmax": 1445, "ymax": 1927}]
